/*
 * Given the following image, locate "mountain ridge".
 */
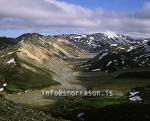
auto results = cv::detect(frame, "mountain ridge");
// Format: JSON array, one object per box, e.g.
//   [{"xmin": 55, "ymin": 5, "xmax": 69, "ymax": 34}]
[{"xmin": 0, "ymin": 32, "xmax": 147, "ymax": 92}]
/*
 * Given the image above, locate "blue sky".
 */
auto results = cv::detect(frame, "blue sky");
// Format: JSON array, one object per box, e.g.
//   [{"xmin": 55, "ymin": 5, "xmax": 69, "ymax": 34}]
[
  {"xmin": 62, "ymin": 0, "xmax": 149, "ymax": 11},
  {"xmin": 0, "ymin": 0, "xmax": 150, "ymax": 38}
]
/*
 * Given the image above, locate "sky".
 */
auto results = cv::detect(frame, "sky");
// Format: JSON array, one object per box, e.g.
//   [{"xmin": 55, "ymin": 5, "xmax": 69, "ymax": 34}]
[
  {"xmin": 0, "ymin": 0, "xmax": 150, "ymax": 38},
  {"xmin": 62, "ymin": 0, "xmax": 148, "ymax": 11}
]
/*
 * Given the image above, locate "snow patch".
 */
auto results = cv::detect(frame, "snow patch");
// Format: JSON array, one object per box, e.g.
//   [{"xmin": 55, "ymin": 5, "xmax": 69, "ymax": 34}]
[
  {"xmin": 92, "ymin": 68, "xmax": 101, "ymax": 72},
  {"xmin": 87, "ymin": 39, "xmax": 92, "ymax": 45},
  {"xmin": 39, "ymin": 37, "xmax": 47, "ymax": 44},
  {"xmin": 106, "ymin": 61, "xmax": 112, "ymax": 66},
  {"xmin": 89, "ymin": 37, "xmax": 94, "ymax": 40},
  {"xmin": 143, "ymin": 40, "xmax": 149, "ymax": 44},
  {"xmin": 127, "ymin": 46, "xmax": 134, "ymax": 52},
  {"xmin": 81, "ymin": 35, "xmax": 87, "ymax": 38},
  {"xmin": 74, "ymin": 36, "xmax": 82, "ymax": 39},
  {"xmin": 122, "ymin": 61, "xmax": 125, "ymax": 65},
  {"xmin": 129, "ymin": 91, "xmax": 139, "ymax": 97},
  {"xmin": 7, "ymin": 58, "xmax": 16, "ymax": 64},
  {"xmin": 0, "ymin": 88, "xmax": 4, "ymax": 92},
  {"xmin": 80, "ymin": 65, "xmax": 89, "ymax": 68},
  {"xmin": 117, "ymin": 47, "xmax": 125, "ymax": 50},
  {"xmin": 111, "ymin": 44, "xmax": 118, "ymax": 47},
  {"xmin": 99, "ymin": 52, "xmax": 108, "ymax": 60},
  {"xmin": 129, "ymin": 96, "xmax": 142, "ymax": 102},
  {"xmin": 3, "ymin": 83, "xmax": 7, "ymax": 87},
  {"xmin": 105, "ymin": 31, "xmax": 118, "ymax": 38},
  {"xmin": 129, "ymin": 90, "xmax": 142, "ymax": 102}
]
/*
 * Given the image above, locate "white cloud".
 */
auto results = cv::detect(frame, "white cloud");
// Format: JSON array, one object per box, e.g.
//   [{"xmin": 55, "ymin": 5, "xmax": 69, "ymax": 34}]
[
  {"xmin": 0, "ymin": 0, "xmax": 97, "ymax": 28},
  {"xmin": 0, "ymin": 0, "xmax": 150, "ymax": 38}
]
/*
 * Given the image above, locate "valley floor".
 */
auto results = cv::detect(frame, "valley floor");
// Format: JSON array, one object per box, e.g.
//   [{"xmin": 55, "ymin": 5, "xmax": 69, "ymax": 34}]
[
  {"xmin": 4, "ymin": 53, "xmax": 94, "ymax": 106},
  {"xmin": 3, "ymin": 53, "xmax": 150, "ymax": 121}
]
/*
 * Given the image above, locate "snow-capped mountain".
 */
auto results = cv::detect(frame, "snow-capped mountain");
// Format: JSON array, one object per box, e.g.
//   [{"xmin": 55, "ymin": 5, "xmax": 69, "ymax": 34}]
[
  {"xmin": 56, "ymin": 32, "xmax": 141, "ymax": 52},
  {"xmin": 81, "ymin": 41, "xmax": 150, "ymax": 72}
]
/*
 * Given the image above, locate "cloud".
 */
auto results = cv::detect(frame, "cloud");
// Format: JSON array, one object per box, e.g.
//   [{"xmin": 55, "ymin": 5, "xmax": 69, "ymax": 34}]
[
  {"xmin": 0, "ymin": 0, "xmax": 150, "ymax": 38},
  {"xmin": 0, "ymin": 0, "xmax": 97, "ymax": 28}
]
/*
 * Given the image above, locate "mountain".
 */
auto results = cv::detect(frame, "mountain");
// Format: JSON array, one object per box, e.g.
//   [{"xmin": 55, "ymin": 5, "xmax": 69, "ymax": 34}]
[
  {"xmin": 0, "ymin": 32, "xmax": 146, "ymax": 91},
  {"xmin": 80, "ymin": 41, "xmax": 150, "ymax": 72},
  {"xmin": 54, "ymin": 32, "xmax": 141, "ymax": 52},
  {"xmin": 17, "ymin": 33, "xmax": 85, "ymax": 60},
  {"xmin": 0, "ymin": 33, "xmax": 85, "ymax": 92},
  {"xmin": 0, "ymin": 37, "xmax": 18, "ymax": 49},
  {"xmin": 0, "ymin": 32, "xmax": 149, "ymax": 121}
]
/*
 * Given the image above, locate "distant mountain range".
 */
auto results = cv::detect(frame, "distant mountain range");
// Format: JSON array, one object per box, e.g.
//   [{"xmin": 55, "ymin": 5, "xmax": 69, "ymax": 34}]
[
  {"xmin": 0, "ymin": 37, "xmax": 18, "ymax": 49},
  {"xmin": 81, "ymin": 40, "xmax": 150, "ymax": 72},
  {"xmin": 0, "ymin": 32, "xmax": 145, "ymax": 52},
  {"xmin": 54, "ymin": 32, "xmax": 142, "ymax": 52}
]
